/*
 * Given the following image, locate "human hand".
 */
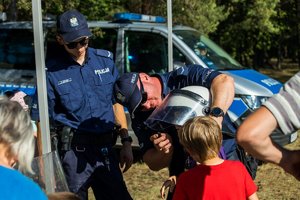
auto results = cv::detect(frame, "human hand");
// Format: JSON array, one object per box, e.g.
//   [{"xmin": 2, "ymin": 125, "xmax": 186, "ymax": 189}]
[
  {"xmin": 119, "ymin": 142, "xmax": 133, "ymax": 173},
  {"xmin": 160, "ymin": 175, "xmax": 177, "ymax": 199},
  {"xmin": 150, "ymin": 133, "xmax": 173, "ymax": 154}
]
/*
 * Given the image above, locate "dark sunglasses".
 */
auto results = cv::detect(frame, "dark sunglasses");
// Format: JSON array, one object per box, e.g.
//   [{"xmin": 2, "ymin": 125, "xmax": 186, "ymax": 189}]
[
  {"xmin": 65, "ymin": 38, "xmax": 89, "ymax": 49},
  {"xmin": 138, "ymin": 76, "xmax": 148, "ymax": 104}
]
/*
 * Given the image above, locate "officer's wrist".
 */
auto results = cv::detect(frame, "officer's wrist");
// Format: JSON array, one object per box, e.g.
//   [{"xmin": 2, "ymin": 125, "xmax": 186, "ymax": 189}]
[
  {"xmin": 119, "ymin": 128, "xmax": 129, "ymax": 139},
  {"xmin": 121, "ymin": 136, "xmax": 133, "ymax": 145}
]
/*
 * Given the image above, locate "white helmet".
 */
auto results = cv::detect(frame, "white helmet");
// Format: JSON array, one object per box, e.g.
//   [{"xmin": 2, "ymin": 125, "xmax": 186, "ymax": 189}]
[{"xmin": 145, "ymin": 86, "xmax": 211, "ymax": 131}]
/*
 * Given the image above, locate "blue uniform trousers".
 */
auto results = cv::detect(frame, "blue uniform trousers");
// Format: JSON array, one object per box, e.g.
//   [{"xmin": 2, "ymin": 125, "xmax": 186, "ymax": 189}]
[{"xmin": 61, "ymin": 145, "xmax": 132, "ymax": 200}]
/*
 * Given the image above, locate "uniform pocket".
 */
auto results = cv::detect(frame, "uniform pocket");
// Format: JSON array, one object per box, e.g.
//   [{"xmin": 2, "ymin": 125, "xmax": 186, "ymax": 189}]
[
  {"xmin": 93, "ymin": 71, "xmax": 114, "ymax": 85},
  {"xmin": 56, "ymin": 83, "xmax": 83, "ymax": 112},
  {"xmin": 93, "ymin": 73, "xmax": 114, "ymax": 102}
]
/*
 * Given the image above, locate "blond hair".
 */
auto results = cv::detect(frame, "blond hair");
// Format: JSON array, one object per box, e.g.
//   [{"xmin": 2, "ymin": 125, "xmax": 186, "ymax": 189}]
[
  {"xmin": 178, "ymin": 116, "xmax": 222, "ymax": 163},
  {"xmin": 0, "ymin": 97, "xmax": 35, "ymax": 173}
]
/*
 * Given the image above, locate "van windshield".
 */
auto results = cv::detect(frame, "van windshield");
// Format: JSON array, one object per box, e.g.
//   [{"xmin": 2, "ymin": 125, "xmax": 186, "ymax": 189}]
[{"xmin": 173, "ymin": 29, "xmax": 245, "ymax": 70}]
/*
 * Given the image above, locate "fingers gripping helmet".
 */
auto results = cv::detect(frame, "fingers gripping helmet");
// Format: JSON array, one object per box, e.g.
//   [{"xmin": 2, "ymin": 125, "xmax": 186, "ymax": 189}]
[{"xmin": 145, "ymin": 86, "xmax": 211, "ymax": 131}]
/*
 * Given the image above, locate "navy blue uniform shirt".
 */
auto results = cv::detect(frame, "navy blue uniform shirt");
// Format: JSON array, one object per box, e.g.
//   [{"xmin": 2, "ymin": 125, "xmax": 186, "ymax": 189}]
[
  {"xmin": 30, "ymin": 90, "xmax": 39, "ymax": 121},
  {"xmin": 46, "ymin": 46, "xmax": 118, "ymax": 134},
  {"xmin": 131, "ymin": 65, "xmax": 222, "ymax": 155}
]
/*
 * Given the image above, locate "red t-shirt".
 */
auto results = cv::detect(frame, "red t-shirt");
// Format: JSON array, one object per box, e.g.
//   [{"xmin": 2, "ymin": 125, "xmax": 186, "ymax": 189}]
[{"xmin": 173, "ymin": 160, "xmax": 257, "ymax": 200}]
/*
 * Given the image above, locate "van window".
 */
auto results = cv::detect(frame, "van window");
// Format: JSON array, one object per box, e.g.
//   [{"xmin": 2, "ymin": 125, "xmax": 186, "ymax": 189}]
[
  {"xmin": 0, "ymin": 29, "xmax": 35, "ymax": 70},
  {"xmin": 124, "ymin": 31, "xmax": 192, "ymax": 74},
  {"xmin": 174, "ymin": 29, "xmax": 245, "ymax": 70},
  {"xmin": 124, "ymin": 31, "xmax": 167, "ymax": 74},
  {"xmin": 89, "ymin": 28, "xmax": 117, "ymax": 57},
  {"xmin": 173, "ymin": 45, "xmax": 192, "ymax": 67}
]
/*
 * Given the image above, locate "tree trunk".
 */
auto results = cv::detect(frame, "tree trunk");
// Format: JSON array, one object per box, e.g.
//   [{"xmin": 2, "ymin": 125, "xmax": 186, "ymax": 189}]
[
  {"xmin": 276, "ymin": 45, "xmax": 282, "ymax": 70},
  {"xmin": 7, "ymin": 0, "xmax": 17, "ymax": 21}
]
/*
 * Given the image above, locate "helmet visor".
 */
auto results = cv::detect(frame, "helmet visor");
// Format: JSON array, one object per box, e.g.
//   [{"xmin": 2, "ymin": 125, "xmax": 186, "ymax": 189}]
[{"xmin": 145, "ymin": 87, "xmax": 211, "ymax": 131}]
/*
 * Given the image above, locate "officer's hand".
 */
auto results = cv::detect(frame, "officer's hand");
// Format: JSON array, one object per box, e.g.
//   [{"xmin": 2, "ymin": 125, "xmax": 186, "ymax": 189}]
[
  {"xmin": 119, "ymin": 142, "xmax": 133, "ymax": 173},
  {"xmin": 150, "ymin": 133, "xmax": 173, "ymax": 154},
  {"xmin": 160, "ymin": 175, "xmax": 177, "ymax": 199}
]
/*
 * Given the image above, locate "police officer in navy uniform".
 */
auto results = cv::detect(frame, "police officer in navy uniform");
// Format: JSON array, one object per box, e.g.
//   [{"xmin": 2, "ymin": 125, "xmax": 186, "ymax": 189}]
[
  {"xmin": 46, "ymin": 10, "xmax": 133, "ymax": 200},
  {"xmin": 114, "ymin": 66, "xmax": 237, "ymax": 199}
]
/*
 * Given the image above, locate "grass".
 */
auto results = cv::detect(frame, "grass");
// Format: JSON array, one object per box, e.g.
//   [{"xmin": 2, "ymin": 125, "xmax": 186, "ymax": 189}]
[{"xmin": 258, "ymin": 67, "xmax": 299, "ymax": 83}]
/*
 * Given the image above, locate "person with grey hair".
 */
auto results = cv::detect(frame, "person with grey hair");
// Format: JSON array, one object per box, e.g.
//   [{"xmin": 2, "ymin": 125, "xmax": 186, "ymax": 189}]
[{"xmin": 0, "ymin": 97, "xmax": 47, "ymax": 200}]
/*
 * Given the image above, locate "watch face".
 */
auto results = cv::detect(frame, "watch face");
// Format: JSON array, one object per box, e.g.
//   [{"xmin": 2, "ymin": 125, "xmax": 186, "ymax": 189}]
[{"xmin": 210, "ymin": 107, "xmax": 224, "ymax": 117}]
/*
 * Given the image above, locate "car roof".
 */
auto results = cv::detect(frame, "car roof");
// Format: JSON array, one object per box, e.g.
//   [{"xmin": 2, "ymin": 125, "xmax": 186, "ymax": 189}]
[
  {"xmin": 0, "ymin": 20, "xmax": 196, "ymax": 33},
  {"xmin": 0, "ymin": 21, "xmax": 55, "ymax": 29}
]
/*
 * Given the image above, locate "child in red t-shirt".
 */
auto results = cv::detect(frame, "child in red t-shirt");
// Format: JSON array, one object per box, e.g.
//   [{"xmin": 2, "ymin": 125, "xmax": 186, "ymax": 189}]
[{"xmin": 162, "ymin": 116, "xmax": 258, "ymax": 200}]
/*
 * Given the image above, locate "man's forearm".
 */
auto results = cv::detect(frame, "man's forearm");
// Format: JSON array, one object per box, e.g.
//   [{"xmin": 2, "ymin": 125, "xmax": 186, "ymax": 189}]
[
  {"xmin": 237, "ymin": 107, "xmax": 283, "ymax": 164},
  {"xmin": 210, "ymin": 74, "xmax": 235, "ymax": 113},
  {"xmin": 242, "ymin": 134, "xmax": 284, "ymax": 164},
  {"xmin": 113, "ymin": 103, "xmax": 129, "ymax": 139},
  {"xmin": 113, "ymin": 103, "xmax": 128, "ymax": 129}
]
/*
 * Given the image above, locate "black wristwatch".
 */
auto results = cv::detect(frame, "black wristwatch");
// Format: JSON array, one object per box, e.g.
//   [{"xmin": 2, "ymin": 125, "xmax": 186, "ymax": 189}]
[
  {"xmin": 121, "ymin": 136, "xmax": 133, "ymax": 144},
  {"xmin": 209, "ymin": 107, "xmax": 224, "ymax": 117}
]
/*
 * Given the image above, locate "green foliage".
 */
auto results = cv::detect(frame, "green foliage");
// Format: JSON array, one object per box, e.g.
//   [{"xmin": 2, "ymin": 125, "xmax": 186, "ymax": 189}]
[
  {"xmin": 124, "ymin": 0, "xmax": 165, "ymax": 15},
  {"xmin": 214, "ymin": 0, "xmax": 281, "ymax": 68},
  {"xmin": 171, "ymin": 0, "xmax": 228, "ymax": 35},
  {"xmin": 122, "ymin": 0, "xmax": 227, "ymax": 35},
  {"xmin": 0, "ymin": 0, "xmax": 299, "ymax": 69},
  {"xmin": 1, "ymin": 0, "xmax": 126, "ymax": 21},
  {"xmin": 17, "ymin": 0, "xmax": 34, "ymax": 13},
  {"xmin": 43, "ymin": 0, "xmax": 80, "ymax": 15},
  {"xmin": 77, "ymin": 0, "xmax": 126, "ymax": 20}
]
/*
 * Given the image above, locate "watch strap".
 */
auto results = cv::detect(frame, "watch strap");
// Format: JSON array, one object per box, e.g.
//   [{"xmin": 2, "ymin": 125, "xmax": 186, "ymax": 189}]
[{"xmin": 121, "ymin": 136, "xmax": 133, "ymax": 144}]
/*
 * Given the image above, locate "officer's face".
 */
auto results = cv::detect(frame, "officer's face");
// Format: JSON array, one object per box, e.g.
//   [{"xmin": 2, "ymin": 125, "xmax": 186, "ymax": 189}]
[
  {"xmin": 138, "ymin": 76, "xmax": 163, "ymax": 111},
  {"xmin": 59, "ymin": 36, "xmax": 89, "ymax": 59},
  {"xmin": 65, "ymin": 37, "xmax": 89, "ymax": 49}
]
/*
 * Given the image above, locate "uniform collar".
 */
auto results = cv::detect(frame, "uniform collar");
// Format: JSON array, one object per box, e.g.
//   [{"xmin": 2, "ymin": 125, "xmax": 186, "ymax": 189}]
[{"xmin": 83, "ymin": 47, "xmax": 90, "ymax": 64}]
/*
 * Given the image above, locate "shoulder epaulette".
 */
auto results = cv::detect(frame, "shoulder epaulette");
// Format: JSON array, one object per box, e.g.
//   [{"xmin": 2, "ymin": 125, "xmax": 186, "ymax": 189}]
[{"xmin": 96, "ymin": 49, "xmax": 114, "ymax": 60}]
